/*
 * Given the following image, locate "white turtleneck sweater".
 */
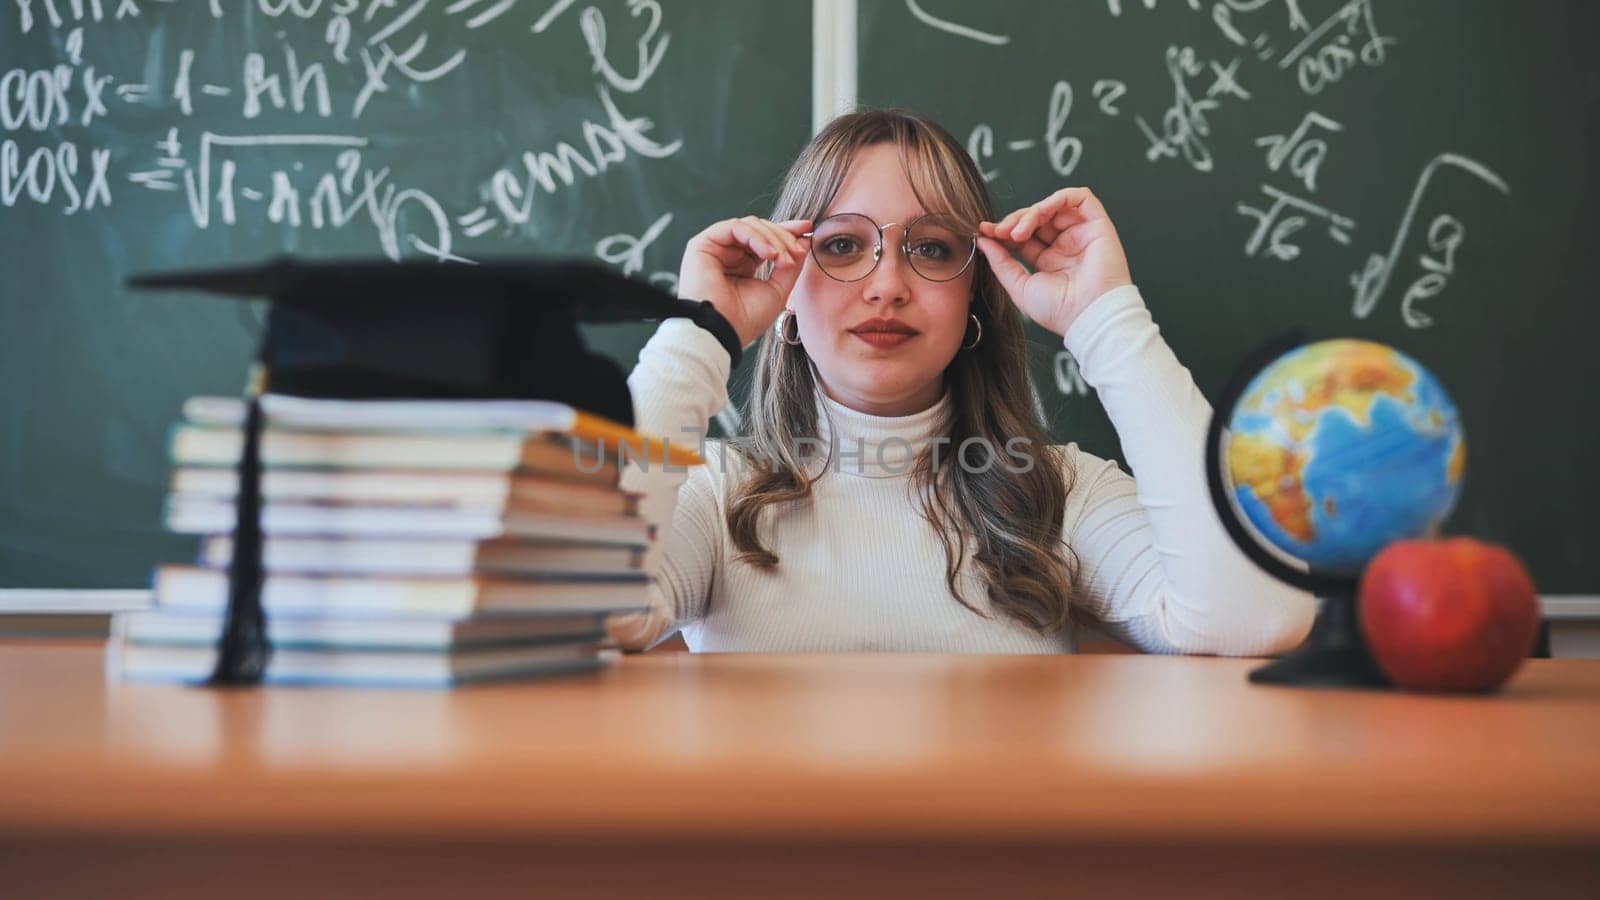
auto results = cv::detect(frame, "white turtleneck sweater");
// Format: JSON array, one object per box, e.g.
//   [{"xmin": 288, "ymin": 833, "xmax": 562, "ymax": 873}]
[{"xmin": 615, "ymin": 285, "xmax": 1316, "ymax": 655}]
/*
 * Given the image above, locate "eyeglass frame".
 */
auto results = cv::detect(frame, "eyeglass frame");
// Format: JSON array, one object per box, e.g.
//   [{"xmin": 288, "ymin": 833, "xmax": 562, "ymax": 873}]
[{"xmin": 800, "ymin": 212, "xmax": 980, "ymax": 284}]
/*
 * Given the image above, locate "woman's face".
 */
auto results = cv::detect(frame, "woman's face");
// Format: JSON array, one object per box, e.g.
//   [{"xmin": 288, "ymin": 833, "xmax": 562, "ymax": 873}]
[{"xmin": 787, "ymin": 143, "xmax": 975, "ymax": 417}]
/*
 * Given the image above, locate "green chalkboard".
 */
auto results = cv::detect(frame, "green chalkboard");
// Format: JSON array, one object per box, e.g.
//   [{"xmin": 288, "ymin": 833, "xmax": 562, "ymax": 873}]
[
  {"xmin": 7, "ymin": 1, "xmax": 1598, "ymax": 596},
  {"xmin": 858, "ymin": 0, "xmax": 1599, "ymax": 592},
  {"xmin": 0, "ymin": 1, "xmax": 811, "ymax": 587}
]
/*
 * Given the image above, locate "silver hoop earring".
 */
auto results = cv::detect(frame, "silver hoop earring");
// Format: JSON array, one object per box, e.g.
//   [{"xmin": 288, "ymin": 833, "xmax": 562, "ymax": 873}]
[
  {"xmin": 961, "ymin": 314, "xmax": 982, "ymax": 350},
  {"xmin": 774, "ymin": 309, "xmax": 804, "ymax": 346}
]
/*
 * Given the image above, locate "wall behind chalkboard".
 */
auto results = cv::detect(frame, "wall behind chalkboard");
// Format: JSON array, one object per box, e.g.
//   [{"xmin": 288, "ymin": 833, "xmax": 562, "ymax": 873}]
[
  {"xmin": 4, "ymin": 1, "xmax": 1597, "ymax": 595},
  {"xmin": 0, "ymin": 0, "xmax": 811, "ymax": 587},
  {"xmin": 858, "ymin": 0, "xmax": 1598, "ymax": 592}
]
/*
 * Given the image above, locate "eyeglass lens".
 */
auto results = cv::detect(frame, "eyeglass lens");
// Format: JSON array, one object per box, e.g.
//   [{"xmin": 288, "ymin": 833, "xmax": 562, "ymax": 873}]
[{"xmin": 809, "ymin": 213, "xmax": 975, "ymax": 282}]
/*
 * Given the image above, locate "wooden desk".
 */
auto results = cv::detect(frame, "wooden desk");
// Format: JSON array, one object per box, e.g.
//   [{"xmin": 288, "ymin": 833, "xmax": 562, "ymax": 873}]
[{"xmin": 1, "ymin": 645, "xmax": 1596, "ymax": 899}]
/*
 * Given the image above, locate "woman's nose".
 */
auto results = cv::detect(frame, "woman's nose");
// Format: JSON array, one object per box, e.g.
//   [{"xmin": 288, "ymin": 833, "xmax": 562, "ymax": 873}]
[{"xmin": 863, "ymin": 230, "xmax": 912, "ymax": 304}]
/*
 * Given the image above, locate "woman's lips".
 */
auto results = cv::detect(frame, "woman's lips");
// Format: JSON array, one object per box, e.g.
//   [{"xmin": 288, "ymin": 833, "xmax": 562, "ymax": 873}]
[{"xmin": 852, "ymin": 331, "xmax": 915, "ymax": 349}]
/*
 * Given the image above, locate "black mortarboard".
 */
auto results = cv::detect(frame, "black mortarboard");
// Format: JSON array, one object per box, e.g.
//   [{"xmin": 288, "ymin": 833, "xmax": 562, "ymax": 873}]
[{"xmin": 129, "ymin": 256, "xmax": 742, "ymax": 687}]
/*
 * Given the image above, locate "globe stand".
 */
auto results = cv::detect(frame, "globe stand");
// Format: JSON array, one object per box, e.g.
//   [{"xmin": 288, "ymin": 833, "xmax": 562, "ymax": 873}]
[
  {"xmin": 1206, "ymin": 332, "xmax": 1395, "ymax": 691},
  {"xmin": 1247, "ymin": 581, "xmax": 1388, "ymax": 688}
]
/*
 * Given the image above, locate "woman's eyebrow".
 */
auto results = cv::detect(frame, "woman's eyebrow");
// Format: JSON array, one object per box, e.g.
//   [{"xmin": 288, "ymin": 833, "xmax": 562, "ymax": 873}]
[{"xmin": 819, "ymin": 208, "xmax": 932, "ymax": 222}]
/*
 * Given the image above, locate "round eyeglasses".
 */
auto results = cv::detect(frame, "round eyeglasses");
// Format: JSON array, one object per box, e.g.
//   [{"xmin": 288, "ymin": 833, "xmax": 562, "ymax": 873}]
[{"xmin": 802, "ymin": 213, "xmax": 978, "ymax": 283}]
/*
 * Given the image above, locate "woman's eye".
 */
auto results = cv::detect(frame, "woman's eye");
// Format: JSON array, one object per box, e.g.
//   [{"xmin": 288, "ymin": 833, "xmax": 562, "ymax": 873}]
[
  {"xmin": 911, "ymin": 240, "xmax": 951, "ymax": 260},
  {"xmin": 821, "ymin": 237, "xmax": 862, "ymax": 255}
]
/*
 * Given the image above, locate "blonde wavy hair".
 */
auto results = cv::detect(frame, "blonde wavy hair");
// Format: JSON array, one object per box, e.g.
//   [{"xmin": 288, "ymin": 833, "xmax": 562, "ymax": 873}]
[{"xmin": 724, "ymin": 108, "xmax": 1084, "ymax": 634}]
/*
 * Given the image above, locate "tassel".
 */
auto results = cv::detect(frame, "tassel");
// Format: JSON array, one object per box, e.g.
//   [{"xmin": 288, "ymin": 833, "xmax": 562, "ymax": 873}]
[{"xmin": 207, "ymin": 364, "xmax": 271, "ymax": 685}]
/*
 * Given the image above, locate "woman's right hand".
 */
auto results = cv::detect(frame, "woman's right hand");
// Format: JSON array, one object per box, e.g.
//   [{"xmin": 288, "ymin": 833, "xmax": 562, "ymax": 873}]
[{"xmin": 677, "ymin": 216, "xmax": 811, "ymax": 348}]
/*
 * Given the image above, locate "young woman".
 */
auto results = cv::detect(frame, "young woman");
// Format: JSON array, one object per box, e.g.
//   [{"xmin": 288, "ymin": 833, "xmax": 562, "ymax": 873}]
[{"xmin": 606, "ymin": 109, "xmax": 1315, "ymax": 654}]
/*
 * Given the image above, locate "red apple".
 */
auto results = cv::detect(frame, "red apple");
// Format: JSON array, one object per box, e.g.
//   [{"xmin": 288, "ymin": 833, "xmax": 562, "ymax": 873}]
[{"xmin": 1358, "ymin": 537, "xmax": 1541, "ymax": 693}]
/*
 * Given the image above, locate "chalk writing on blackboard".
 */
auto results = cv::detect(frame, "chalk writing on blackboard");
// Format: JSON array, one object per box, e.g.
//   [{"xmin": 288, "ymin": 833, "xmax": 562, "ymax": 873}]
[
  {"xmin": 1133, "ymin": 45, "xmax": 1251, "ymax": 174},
  {"xmin": 905, "ymin": 0, "xmax": 1010, "ymax": 46},
  {"xmin": 5, "ymin": 0, "xmax": 686, "ymax": 273},
  {"xmin": 1255, "ymin": 110, "xmax": 1341, "ymax": 193},
  {"xmin": 1236, "ymin": 185, "xmax": 1355, "ymax": 262},
  {"xmin": 1350, "ymin": 153, "xmax": 1511, "ymax": 329},
  {"xmin": 596, "ymin": 210, "xmax": 677, "ymax": 293},
  {"xmin": 1276, "ymin": 0, "xmax": 1394, "ymax": 96},
  {"xmin": 1235, "ymin": 110, "xmax": 1353, "ymax": 262},
  {"xmin": 1053, "ymin": 351, "xmax": 1090, "ymax": 397}
]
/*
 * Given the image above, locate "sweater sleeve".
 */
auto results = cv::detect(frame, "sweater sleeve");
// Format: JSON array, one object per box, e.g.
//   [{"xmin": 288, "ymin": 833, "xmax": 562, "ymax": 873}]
[
  {"xmin": 1060, "ymin": 285, "xmax": 1317, "ymax": 657},
  {"xmin": 605, "ymin": 319, "xmax": 732, "ymax": 651}
]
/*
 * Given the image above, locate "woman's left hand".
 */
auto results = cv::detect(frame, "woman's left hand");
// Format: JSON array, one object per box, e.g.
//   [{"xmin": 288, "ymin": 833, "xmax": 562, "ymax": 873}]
[{"xmin": 977, "ymin": 187, "xmax": 1133, "ymax": 338}]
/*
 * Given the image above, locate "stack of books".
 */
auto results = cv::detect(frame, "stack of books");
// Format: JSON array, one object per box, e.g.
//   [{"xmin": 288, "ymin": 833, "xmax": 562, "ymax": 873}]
[{"xmin": 109, "ymin": 394, "xmax": 689, "ymax": 687}]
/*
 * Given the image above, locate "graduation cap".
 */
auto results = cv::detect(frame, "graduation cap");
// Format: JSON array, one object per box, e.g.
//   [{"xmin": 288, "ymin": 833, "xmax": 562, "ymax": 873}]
[{"xmin": 129, "ymin": 256, "xmax": 743, "ymax": 686}]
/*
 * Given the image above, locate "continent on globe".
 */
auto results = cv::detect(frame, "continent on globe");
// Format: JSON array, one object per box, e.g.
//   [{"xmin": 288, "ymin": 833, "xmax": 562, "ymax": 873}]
[{"xmin": 1227, "ymin": 434, "xmax": 1313, "ymax": 542}]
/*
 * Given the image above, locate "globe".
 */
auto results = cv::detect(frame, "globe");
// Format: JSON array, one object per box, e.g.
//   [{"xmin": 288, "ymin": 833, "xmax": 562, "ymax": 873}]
[{"xmin": 1224, "ymin": 339, "xmax": 1465, "ymax": 576}]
